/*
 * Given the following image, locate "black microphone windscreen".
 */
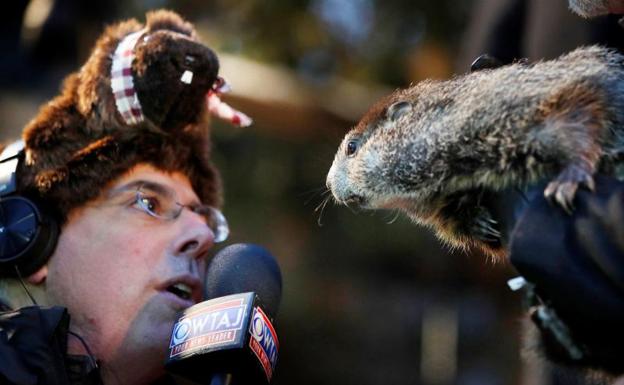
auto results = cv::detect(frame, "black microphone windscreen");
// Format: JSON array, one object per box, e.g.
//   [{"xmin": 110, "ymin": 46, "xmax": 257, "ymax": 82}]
[{"xmin": 205, "ymin": 243, "xmax": 282, "ymax": 319}]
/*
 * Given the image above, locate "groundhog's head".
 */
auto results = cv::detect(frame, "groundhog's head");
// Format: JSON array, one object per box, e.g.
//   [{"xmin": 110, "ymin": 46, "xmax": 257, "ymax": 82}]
[
  {"xmin": 326, "ymin": 77, "xmax": 507, "ymax": 259},
  {"xmin": 327, "ymin": 93, "xmax": 413, "ymax": 205},
  {"xmin": 326, "ymin": 80, "xmax": 458, "ymax": 211},
  {"xmin": 73, "ymin": 9, "xmax": 220, "ymax": 134}
]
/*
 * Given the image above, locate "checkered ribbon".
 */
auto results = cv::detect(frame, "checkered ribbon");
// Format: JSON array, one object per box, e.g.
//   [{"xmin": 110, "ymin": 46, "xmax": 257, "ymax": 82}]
[
  {"xmin": 207, "ymin": 76, "xmax": 253, "ymax": 127},
  {"xmin": 111, "ymin": 29, "xmax": 146, "ymax": 125}
]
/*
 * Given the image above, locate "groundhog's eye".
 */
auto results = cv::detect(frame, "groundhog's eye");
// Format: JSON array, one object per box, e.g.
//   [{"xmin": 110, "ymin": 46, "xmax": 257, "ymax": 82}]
[
  {"xmin": 184, "ymin": 55, "xmax": 196, "ymax": 66},
  {"xmin": 346, "ymin": 140, "xmax": 358, "ymax": 157}
]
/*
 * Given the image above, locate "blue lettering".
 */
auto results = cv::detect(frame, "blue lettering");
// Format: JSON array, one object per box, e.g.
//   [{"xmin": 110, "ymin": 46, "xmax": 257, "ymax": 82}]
[
  {"xmin": 250, "ymin": 309, "xmax": 279, "ymax": 367},
  {"xmin": 232, "ymin": 308, "xmax": 243, "ymax": 328},
  {"xmin": 209, "ymin": 312, "xmax": 219, "ymax": 330},
  {"xmin": 192, "ymin": 315, "xmax": 209, "ymax": 335},
  {"xmin": 259, "ymin": 323, "xmax": 278, "ymax": 366},
  {"xmin": 216, "ymin": 311, "xmax": 231, "ymax": 329},
  {"xmin": 171, "ymin": 319, "xmax": 192, "ymax": 346},
  {"xmin": 175, "ymin": 306, "xmax": 245, "ymax": 344}
]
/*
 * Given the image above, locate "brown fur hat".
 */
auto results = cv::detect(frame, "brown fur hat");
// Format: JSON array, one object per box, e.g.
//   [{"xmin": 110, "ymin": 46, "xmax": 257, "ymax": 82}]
[{"xmin": 10, "ymin": 9, "xmax": 223, "ymax": 226}]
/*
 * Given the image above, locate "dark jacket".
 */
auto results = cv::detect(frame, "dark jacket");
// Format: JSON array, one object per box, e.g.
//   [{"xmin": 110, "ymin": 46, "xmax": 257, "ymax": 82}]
[
  {"xmin": 507, "ymin": 176, "xmax": 624, "ymax": 375},
  {"xmin": 0, "ymin": 305, "xmax": 102, "ymax": 385}
]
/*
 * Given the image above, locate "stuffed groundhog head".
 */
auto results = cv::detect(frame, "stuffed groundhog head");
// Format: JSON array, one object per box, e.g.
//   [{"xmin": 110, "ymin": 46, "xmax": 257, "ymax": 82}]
[
  {"xmin": 78, "ymin": 9, "xmax": 220, "ymax": 133},
  {"xmin": 16, "ymin": 9, "xmax": 252, "ymax": 222},
  {"xmin": 24, "ymin": 9, "xmax": 251, "ymax": 154}
]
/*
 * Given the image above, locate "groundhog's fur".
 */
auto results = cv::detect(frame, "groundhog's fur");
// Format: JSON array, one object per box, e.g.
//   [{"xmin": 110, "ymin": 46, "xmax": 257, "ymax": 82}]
[
  {"xmin": 326, "ymin": 46, "xmax": 624, "ymax": 259},
  {"xmin": 569, "ymin": 0, "xmax": 611, "ymax": 18},
  {"xmin": 12, "ymin": 10, "xmax": 223, "ymax": 224}
]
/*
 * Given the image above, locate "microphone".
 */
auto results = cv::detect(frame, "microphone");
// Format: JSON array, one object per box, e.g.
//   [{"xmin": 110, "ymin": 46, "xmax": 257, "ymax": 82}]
[{"xmin": 165, "ymin": 244, "xmax": 282, "ymax": 384}]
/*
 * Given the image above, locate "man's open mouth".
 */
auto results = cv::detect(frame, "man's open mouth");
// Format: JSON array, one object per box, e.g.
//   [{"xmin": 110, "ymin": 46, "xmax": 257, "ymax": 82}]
[{"xmin": 166, "ymin": 283, "xmax": 194, "ymax": 301}]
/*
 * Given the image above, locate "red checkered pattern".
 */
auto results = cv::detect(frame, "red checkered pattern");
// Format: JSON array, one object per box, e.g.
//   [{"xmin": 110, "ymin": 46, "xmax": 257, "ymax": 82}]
[{"xmin": 111, "ymin": 29, "xmax": 146, "ymax": 125}]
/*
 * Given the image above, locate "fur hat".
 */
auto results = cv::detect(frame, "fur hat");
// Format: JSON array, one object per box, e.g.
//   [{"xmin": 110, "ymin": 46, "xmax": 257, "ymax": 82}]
[{"xmin": 8, "ymin": 10, "xmax": 226, "ymax": 225}]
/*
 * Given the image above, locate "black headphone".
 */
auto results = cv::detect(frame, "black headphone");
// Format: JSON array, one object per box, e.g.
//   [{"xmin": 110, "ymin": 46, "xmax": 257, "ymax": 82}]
[{"xmin": 0, "ymin": 141, "xmax": 59, "ymax": 278}]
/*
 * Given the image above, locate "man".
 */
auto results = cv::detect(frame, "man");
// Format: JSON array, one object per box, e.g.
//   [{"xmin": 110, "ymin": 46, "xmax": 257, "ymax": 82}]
[
  {"xmin": 0, "ymin": 10, "xmax": 233, "ymax": 385},
  {"xmin": 0, "ymin": 145, "xmax": 228, "ymax": 385}
]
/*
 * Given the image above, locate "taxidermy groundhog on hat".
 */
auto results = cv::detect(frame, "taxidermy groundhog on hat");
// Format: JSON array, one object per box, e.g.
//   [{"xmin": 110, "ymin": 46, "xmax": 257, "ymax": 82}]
[{"xmin": 13, "ymin": 9, "xmax": 250, "ymax": 223}]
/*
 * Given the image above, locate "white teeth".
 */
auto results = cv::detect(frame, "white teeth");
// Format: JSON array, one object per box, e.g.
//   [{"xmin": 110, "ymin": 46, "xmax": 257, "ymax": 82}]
[
  {"xmin": 181, "ymin": 70, "xmax": 193, "ymax": 84},
  {"xmin": 171, "ymin": 283, "xmax": 193, "ymax": 298}
]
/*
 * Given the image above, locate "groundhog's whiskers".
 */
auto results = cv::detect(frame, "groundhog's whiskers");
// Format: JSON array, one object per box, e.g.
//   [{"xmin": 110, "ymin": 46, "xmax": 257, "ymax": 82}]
[
  {"xmin": 314, "ymin": 192, "xmax": 332, "ymax": 226},
  {"xmin": 384, "ymin": 210, "xmax": 401, "ymax": 224},
  {"xmin": 343, "ymin": 202, "xmax": 360, "ymax": 215},
  {"xmin": 301, "ymin": 186, "xmax": 329, "ymax": 206}
]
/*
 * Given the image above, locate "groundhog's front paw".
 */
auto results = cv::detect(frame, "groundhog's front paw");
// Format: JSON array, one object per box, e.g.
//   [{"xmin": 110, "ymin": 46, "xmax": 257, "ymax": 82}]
[
  {"xmin": 470, "ymin": 206, "xmax": 501, "ymax": 243},
  {"xmin": 544, "ymin": 164, "xmax": 596, "ymax": 214}
]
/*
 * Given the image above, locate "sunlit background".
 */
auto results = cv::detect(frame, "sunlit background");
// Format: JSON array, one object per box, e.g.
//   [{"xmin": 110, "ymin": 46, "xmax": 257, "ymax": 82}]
[{"xmin": 2, "ymin": 1, "xmax": 623, "ymax": 384}]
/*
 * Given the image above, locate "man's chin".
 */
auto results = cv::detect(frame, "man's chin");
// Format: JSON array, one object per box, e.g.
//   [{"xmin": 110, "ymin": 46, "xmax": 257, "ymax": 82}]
[{"xmin": 124, "ymin": 297, "xmax": 182, "ymax": 355}]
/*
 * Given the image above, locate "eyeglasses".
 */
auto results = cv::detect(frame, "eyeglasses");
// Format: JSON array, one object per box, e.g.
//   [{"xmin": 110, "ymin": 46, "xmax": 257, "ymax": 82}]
[{"xmin": 130, "ymin": 183, "xmax": 229, "ymax": 243}]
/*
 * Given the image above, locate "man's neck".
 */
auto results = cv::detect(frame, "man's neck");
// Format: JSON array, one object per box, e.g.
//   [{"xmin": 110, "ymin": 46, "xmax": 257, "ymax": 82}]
[{"xmin": 99, "ymin": 346, "xmax": 167, "ymax": 385}]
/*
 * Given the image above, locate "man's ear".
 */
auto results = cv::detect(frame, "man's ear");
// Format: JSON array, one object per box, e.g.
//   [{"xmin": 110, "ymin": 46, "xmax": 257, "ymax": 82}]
[{"xmin": 26, "ymin": 265, "xmax": 48, "ymax": 284}]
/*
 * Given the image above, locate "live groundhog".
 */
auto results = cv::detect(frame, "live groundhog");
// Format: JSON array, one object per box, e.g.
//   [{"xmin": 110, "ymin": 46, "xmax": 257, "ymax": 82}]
[{"xmin": 326, "ymin": 45, "xmax": 624, "ymax": 259}]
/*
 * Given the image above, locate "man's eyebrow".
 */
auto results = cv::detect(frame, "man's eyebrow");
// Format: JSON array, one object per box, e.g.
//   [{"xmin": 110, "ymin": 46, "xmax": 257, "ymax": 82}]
[
  {"xmin": 108, "ymin": 180, "xmax": 173, "ymax": 198},
  {"xmin": 108, "ymin": 179, "xmax": 203, "ymax": 206}
]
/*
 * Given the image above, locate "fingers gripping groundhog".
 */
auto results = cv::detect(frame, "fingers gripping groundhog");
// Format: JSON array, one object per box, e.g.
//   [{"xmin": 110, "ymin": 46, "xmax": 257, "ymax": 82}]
[{"xmin": 326, "ymin": 46, "xmax": 624, "ymax": 259}]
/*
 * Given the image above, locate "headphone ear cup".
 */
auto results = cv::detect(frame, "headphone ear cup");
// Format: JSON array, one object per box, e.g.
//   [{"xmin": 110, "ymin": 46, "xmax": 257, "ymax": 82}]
[{"xmin": 0, "ymin": 197, "xmax": 59, "ymax": 278}]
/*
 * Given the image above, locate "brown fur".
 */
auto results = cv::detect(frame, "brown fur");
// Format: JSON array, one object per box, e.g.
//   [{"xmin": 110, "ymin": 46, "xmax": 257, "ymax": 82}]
[
  {"xmin": 535, "ymin": 83, "xmax": 609, "ymax": 172},
  {"xmin": 14, "ymin": 10, "xmax": 223, "ymax": 225},
  {"xmin": 326, "ymin": 46, "xmax": 624, "ymax": 259},
  {"xmin": 568, "ymin": 0, "xmax": 611, "ymax": 17}
]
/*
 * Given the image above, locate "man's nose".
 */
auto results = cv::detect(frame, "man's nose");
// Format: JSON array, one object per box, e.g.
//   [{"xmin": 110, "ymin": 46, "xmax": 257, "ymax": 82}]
[{"xmin": 173, "ymin": 210, "xmax": 214, "ymax": 260}]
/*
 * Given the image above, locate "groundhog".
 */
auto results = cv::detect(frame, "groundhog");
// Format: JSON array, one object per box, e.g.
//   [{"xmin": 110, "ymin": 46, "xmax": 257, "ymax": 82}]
[{"xmin": 326, "ymin": 45, "xmax": 624, "ymax": 259}]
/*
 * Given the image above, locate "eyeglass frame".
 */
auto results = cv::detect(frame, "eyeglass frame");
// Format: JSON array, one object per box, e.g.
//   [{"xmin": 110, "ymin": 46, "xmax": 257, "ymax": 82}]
[{"xmin": 106, "ymin": 180, "xmax": 229, "ymax": 243}]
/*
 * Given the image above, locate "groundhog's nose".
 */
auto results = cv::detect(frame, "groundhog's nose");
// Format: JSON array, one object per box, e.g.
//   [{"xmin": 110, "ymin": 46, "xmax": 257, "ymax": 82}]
[
  {"xmin": 326, "ymin": 164, "xmax": 362, "ymax": 205},
  {"xmin": 326, "ymin": 164, "xmax": 337, "ymax": 192},
  {"xmin": 326, "ymin": 178, "xmax": 365, "ymax": 206},
  {"xmin": 326, "ymin": 177, "xmax": 344, "ymax": 203},
  {"xmin": 344, "ymin": 194, "xmax": 365, "ymax": 205},
  {"xmin": 326, "ymin": 173, "xmax": 346, "ymax": 203}
]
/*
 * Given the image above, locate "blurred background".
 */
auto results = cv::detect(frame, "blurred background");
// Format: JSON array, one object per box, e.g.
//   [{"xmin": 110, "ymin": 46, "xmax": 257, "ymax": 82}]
[{"xmin": 1, "ymin": 1, "xmax": 623, "ymax": 384}]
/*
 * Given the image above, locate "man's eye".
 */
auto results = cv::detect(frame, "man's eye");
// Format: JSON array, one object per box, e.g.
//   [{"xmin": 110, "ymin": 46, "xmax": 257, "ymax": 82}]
[{"xmin": 136, "ymin": 194, "xmax": 161, "ymax": 215}]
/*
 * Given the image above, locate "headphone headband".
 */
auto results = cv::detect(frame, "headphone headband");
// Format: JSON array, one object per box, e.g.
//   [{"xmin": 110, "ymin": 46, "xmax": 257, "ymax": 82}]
[{"xmin": 0, "ymin": 140, "xmax": 24, "ymax": 197}]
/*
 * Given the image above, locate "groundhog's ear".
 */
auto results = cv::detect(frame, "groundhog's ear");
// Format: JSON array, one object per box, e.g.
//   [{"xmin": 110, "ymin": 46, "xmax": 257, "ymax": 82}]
[
  {"xmin": 386, "ymin": 101, "xmax": 411, "ymax": 122},
  {"xmin": 470, "ymin": 54, "xmax": 503, "ymax": 72},
  {"xmin": 145, "ymin": 9, "xmax": 195, "ymax": 37}
]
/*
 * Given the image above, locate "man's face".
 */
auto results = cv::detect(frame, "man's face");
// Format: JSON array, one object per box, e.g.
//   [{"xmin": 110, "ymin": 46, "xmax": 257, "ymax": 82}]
[{"xmin": 44, "ymin": 163, "xmax": 217, "ymax": 378}]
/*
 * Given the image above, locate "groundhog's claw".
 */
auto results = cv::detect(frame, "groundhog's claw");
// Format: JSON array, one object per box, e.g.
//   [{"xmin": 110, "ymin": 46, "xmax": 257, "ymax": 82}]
[
  {"xmin": 471, "ymin": 207, "xmax": 501, "ymax": 243},
  {"xmin": 544, "ymin": 164, "xmax": 595, "ymax": 214}
]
